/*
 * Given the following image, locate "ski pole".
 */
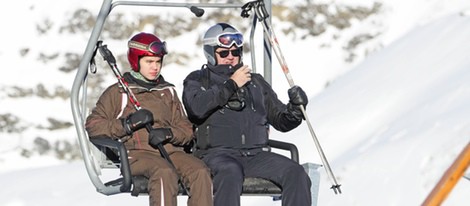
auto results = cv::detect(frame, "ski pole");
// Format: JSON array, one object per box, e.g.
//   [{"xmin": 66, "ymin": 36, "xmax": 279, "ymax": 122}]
[
  {"xmin": 96, "ymin": 41, "xmax": 190, "ymax": 196},
  {"xmin": 242, "ymin": 0, "xmax": 342, "ymax": 194}
]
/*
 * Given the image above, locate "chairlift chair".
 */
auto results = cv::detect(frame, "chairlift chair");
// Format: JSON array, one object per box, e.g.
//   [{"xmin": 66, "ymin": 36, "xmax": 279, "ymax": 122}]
[{"xmin": 70, "ymin": 0, "xmax": 321, "ymax": 204}]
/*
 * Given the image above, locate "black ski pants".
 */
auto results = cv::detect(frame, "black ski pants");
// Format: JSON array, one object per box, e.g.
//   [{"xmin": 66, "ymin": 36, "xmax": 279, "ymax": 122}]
[{"xmin": 201, "ymin": 149, "xmax": 312, "ymax": 206}]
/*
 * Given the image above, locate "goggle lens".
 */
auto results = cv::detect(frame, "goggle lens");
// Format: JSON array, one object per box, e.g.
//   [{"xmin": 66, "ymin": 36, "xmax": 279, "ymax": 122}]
[
  {"xmin": 217, "ymin": 33, "xmax": 243, "ymax": 48},
  {"xmin": 148, "ymin": 41, "xmax": 167, "ymax": 56}
]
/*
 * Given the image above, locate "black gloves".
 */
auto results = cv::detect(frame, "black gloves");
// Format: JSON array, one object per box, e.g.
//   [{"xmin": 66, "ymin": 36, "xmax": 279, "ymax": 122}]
[
  {"xmin": 149, "ymin": 128, "xmax": 173, "ymax": 147},
  {"xmin": 122, "ymin": 109, "xmax": 154, "ymax": 135},
  {"xmin": 287, "ymin": 86, "xmax": 308, "ymax": 120},
  {"xmin": 121, "ymin": 109, "xmax": 172, "ymax": 146}
]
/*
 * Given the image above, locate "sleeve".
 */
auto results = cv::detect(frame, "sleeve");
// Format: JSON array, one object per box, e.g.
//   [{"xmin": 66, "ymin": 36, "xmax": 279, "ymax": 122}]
[
  {"xmin": 254, "ymin": 74, "xmax": 302, "ymax": 132},
  {"xmin": 85, "ymin": 85, "xmax": 128, "ymax": 139},
  {"xmin": 182, "ymin": 70, "xmax": 238, "ymax": 121}
]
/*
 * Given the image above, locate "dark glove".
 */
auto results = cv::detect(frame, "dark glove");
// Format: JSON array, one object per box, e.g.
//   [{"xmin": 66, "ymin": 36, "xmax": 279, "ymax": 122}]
[
  {"xmin": 288, "ymin": 85, "xmax": 308, "ymax": 106},
  {"xmin": 287, "ymin": 86, "xmax": 308, "ymax": 120},
  {"xmin": 149, "ymin": 128, "xmax": 173, "ymax": 147},
  {"xmin": 122, "ymin": 109, "xmax": 154, "ymax": 135}
]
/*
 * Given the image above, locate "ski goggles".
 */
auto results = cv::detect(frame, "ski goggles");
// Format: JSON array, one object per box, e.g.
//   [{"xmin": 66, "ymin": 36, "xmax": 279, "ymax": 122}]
[
  {"xmin": 204, "ymin": 32, "xmax": 244, "ymax": 48},
  {"xmin": 128, "ymin": 40, "xmax": 168, "ymax": 56},
  {"xmin": 215, "ymin": 49, "xmax": 241, "ymax": 58}
]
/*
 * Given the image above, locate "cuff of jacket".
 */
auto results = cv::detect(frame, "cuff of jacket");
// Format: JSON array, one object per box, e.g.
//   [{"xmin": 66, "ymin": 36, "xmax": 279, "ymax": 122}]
[{"xmin": 224, "ymin": 79, "xmax": 238, "ymax": 92}]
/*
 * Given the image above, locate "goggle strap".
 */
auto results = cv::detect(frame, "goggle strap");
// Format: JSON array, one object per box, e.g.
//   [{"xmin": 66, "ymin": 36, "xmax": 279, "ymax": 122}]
[{"xmin": 128, "ymin": 41, "xmax": 148, "ymax": 51}]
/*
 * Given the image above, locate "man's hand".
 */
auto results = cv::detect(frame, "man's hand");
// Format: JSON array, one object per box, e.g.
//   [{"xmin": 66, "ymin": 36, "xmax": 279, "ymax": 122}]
[
  {"xmin": 230, "ymin": 64, "xmax": 252, "ymax": 87},
  {"xmin": 122, "ymin": 109, "xmax": 154, "ymax": 135},
  {"xmin": 288, "ymin": 86, "xmax": 308, "ymax": 106},
  {"xmin": 287, "ymin": 86, "xmax": 308, "ymax": 120},
  {"xmin": 149, "ymin": 128, "xmax": 173, "ymax": 147}
]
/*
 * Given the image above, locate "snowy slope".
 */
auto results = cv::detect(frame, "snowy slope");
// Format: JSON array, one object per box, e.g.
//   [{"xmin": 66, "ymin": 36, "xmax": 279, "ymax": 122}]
[{"xmin": 292, "ymin": 12, "xmax": 470, "ymax": 206}]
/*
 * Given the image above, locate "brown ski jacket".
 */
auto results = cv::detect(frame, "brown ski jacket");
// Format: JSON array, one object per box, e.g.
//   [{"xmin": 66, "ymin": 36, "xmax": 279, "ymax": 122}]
[{"xmin": 86, "ymin": 73, "xmax": 194, "ymax": 154}]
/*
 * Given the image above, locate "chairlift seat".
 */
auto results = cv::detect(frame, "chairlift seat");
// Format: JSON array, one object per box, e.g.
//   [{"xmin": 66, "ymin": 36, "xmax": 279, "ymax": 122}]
[{"xmin": 91, "ymin": 137, "xmax": 300, "ymax": 197}]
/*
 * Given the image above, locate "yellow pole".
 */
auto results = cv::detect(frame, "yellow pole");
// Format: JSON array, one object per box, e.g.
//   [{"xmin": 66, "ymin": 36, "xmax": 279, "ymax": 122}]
[{"xmin": 422, "ymin": 141, "xmax": 470, "ymax": 206}]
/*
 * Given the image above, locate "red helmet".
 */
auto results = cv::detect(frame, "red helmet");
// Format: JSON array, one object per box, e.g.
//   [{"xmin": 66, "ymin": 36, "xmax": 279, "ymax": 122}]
[{"xmin": 127, "ymin": 32, "xmax": 167, "ymax": 71}]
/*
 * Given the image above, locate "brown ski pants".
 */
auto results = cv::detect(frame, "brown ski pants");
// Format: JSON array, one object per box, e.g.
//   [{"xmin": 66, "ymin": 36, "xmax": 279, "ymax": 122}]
[{"xmin": 129, "ymin": 150, "xmax": 213, "ymax": 206}]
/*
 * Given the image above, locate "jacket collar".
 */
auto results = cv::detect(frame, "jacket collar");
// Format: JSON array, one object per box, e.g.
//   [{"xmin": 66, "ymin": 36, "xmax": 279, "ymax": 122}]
[
  {"xmin": 123, "ymin": 72, "xmax": 174, "ymax": 90},
  {"xmin": 206, "ymin": 64, "xmax": 236, "ymax": 77}
]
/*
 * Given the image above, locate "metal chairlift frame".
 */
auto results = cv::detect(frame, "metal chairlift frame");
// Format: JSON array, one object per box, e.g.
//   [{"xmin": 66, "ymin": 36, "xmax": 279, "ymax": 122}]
[{"xmin": 70, "ymin": 0, "xmax": 320, "ymax": 204}]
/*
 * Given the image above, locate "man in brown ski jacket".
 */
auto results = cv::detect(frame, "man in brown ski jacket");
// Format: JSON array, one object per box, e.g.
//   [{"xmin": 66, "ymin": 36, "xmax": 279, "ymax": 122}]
[{"xmin": 86, "ymin": 32, "xmax": 213, "ymax": 206}]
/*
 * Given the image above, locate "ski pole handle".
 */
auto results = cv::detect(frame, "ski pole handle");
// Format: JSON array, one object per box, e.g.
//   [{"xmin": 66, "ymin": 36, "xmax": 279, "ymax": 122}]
[
  {"xmin": 256, "ymin": 0, "xmax": 269, "ymax": 21},
  {"xmin": 97, "ymin": 41, "xmax": 117, "ymax": 65}
]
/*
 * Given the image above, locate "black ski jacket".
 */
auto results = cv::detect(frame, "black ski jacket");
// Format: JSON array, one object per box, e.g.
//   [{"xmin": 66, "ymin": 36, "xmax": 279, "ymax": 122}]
[{"xmin": 182, "ymin": 64, "xmax": 301, "ymax": 151}]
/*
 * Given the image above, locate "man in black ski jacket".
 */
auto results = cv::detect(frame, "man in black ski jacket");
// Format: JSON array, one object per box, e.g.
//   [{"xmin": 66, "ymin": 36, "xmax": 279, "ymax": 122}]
[{"xmin": 182, "ymin": 23, "xmax": 311, "ymax": 206}]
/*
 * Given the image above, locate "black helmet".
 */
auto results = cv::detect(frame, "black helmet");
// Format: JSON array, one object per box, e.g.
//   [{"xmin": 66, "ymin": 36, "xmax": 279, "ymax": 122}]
[{"xmin": 203, "ymin": 23, "xmax": 244, "ymax": 65}]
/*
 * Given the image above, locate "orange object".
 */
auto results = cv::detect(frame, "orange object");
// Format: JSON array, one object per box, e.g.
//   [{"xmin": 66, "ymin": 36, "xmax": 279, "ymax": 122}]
[{"xmin": 422, "ymin": 141, "xmax": 470, "ymax": 206}]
